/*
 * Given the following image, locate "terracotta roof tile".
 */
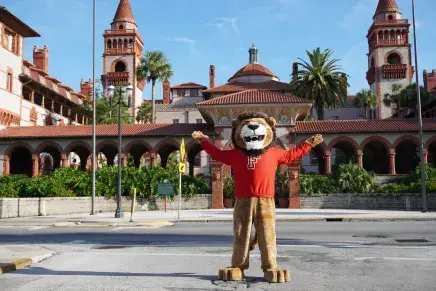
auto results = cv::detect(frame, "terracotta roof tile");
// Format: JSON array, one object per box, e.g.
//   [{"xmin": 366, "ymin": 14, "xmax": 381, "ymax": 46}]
[
  {"xmin": 228, "ymin": 63, "xmax": 278, "ymax": 82},
  {"xmin": 112, "ymin": 0, "xmax": 136, "ymax": 24},
  {"xmin": 295, "ymin": 119, "xmax": 436, "ymax": 133},
  {"xmin": 375, "ymin": 0, "xmax": 400, "ymax": 15},
  {"xmin": 0, "ymin": 124, "xmax": 213, "ymax": 139},
  {"xmin": 197, "ymin": 90, "xmax": 312, "ymax": 106},
  {"xmin": 202, "ymin": 80, "xmax": 290, "ymax": 94},
  {"xmin": 170, "ymin": 82, "xmax": 207, "ymax": 89}
]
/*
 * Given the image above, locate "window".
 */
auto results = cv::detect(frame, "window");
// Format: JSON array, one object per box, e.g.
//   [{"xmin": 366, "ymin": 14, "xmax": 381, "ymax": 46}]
[
  {"xmin": 177, "ymin": 89, "xmax": 184, "ymax": 97},
  {"xmin": 196, "ymin": 119, "xmax": 202, "ymax": 124},
  {"xmin": 22, "ymin": 87, "xmax": 31, "ymax": 101},
  {"xmin": 3, "ymin": 29, "xmax": 17, "ymax": 54},
  {"xmin": 119, "ymin": 25, "xmax": 124, "ymax": 30},
  {"xmin": 173, "ymin": 119, "xmax": 179, "ymax": 124},
  {"xmin": 6, "ymin": 73, "xmax": 13, "ymax": 92},
  {"xmin": 331, "ymin": 116, "xmax": 339, "ymax": 120},
  {"xmin": 387, "ymin": 53, "xmax": 401, "ymax": 65},
  {"xmin": 310, "ymin": 152, "xmax": 318, "ymax": 165},
  {"xmin": 194, "ymin": 153, "xmax": 201, "ymax": 167},
  {"xmin": 115, "ymin": 61, "xmax": 126, "ymax": 72},
  {"xmin": 388, "ymin": 15, "xmax": 393, "ymax": 20},
  {"xmin": 190, "ymin": 89, "xmax": 197, "ymax": 97}
]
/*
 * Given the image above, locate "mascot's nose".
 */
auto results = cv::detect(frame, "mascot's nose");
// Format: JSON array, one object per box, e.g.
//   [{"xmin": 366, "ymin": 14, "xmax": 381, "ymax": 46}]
[{"xmin": 247, "ymin": 124, "xmax": 259, "ymax": 130}]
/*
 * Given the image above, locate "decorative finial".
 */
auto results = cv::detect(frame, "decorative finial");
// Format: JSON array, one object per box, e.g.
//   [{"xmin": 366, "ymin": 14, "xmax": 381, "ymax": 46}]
[{"xmin": 248, "ymin": 43, "xmax": 258, "ymax": 64}]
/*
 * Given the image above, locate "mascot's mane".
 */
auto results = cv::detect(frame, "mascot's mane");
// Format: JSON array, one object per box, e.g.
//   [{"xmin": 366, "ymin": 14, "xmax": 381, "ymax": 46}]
[{"xmin": 231, "ymin": 113, "xmax": 277, "ymax": 157}]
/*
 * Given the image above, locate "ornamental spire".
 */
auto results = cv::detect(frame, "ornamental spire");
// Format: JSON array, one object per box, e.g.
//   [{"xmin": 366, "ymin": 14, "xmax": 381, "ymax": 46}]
[
  {"xmin": 248, "ymin": 43, "xmax": 258, "ymax": 64},
  {"xmin": 112, "ymin": 0, "xmax": 136, "ymax": 24},
  {"xmin": 374, "ymin": 0, "xmax": 400, "ymax": 17}
]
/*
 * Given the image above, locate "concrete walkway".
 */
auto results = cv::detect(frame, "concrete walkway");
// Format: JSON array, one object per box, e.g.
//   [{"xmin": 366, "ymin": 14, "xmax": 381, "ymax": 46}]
[
  {"xmin": 0, "ymin": 245, "xmax": 55, "ymax": 275},
  {"xmin": 0, "ymin": 209, "xmax": 435, "ymax": 227}
]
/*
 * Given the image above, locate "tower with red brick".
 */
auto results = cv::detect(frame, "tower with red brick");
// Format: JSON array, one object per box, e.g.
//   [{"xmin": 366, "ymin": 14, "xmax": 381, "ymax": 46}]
[
  {"xmin": 101, "ymin": 0, "xmax": 145, "ymax": 121},
  {"xmin": 366, "ymin": 0, "xmax": 413, "ymax": 119}
]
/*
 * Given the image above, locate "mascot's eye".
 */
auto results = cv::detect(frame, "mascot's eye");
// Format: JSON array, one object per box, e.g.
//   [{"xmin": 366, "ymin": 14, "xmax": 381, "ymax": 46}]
[{"xmin": 244, "ymin": 135, "xmax": 265, "ymax": 142}]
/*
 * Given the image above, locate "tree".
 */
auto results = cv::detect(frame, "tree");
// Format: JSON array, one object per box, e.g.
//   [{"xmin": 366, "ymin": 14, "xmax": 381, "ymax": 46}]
[
  {"xmin": 72, "ymin": 81, "xmax": 132, "ymax": 125},
  {"xmin": 384, "ymin": 83, "xmax": 430, "ymax": 118},
  {"xmin": 292, "ymin": 48, "xmax": 349, "ymax": 120},
  {"xmin": 136, "ymin": 101, "xmax": 152, "ymax": 124},
  {"xmin": 354, "ymin": 89, "xmax": 377, "ymax": 119},
  {"xmin": 136, "ymin": 51, "xmax": 173, "ymax": 123}
]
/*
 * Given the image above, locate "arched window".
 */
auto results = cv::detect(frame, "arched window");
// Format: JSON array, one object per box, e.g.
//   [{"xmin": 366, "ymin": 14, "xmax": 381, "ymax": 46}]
[
  {"xmin": 119, "ymin": 24, "xmax": 124, "ymax": 30},
  {"xmin": 387, "ymin": 53, "xmax": 401, "ymax": 65},
  {"xmin": 107, "ymin": 40, "xmax": 112, "ymax": 49},
  {"xmin": 115, "ymin": 61, "xmax": 126, "ymax": 72},
  {"xmin": 388, "ymin": 15, "xmax": 393, "ymax": 20}
]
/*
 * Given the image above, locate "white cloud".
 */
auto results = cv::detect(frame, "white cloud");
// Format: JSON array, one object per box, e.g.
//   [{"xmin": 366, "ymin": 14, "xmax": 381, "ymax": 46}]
[
  {"xmin": 205, "ymin": 17, "xmax": 239, "ymax": 33},
  {"xmin": 166, "ymin": 37, "xmax": 196, "ymax": 48}
]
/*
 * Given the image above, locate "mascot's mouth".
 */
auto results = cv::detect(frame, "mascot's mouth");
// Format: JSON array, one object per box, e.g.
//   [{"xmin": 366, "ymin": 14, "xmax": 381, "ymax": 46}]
[{"xmin": 244, "ymin": 135, "xmax": 265, "ymax": 143}]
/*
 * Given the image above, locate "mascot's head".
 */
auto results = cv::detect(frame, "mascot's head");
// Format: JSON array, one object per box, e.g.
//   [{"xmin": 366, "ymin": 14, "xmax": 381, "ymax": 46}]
[{"xmin": 231, "ymin": 113, "xmax": 277, "ymax": 156}]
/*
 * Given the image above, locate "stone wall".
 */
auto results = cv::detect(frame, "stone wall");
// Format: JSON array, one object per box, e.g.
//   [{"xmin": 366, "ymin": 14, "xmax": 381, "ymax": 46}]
[
  {"xmin": 0, "ymin": 195, "xmax": 211, "ymax": 219},
  {"xmin": 301, "ymin": 194, "xmax": 436, "ymax": 211}
]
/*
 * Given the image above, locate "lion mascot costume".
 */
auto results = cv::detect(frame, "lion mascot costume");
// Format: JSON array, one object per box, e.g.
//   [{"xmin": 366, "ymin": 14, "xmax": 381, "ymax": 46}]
[{"xmin": 192, "ymin": 113, "xmax": 322, "ymax": 283}]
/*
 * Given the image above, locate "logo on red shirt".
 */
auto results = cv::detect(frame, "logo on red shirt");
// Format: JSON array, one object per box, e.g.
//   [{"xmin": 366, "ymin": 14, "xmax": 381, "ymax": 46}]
[{"xmin": 247, "ymin": 156, "xmax": 260, "ymax": 170}]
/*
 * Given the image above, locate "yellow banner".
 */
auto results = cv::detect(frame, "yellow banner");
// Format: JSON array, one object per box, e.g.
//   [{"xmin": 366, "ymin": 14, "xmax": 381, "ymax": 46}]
[
  {"xmin": 179, "ymin": 162, "xmax": 186, "ymax": 174},
  {"xmin": 180, "ymin": 138, "xmax": 185, "ymax": 162}
]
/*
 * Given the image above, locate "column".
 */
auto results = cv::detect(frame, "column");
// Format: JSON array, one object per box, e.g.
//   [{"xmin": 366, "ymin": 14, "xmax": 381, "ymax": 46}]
[
  {"xmin": 61, "ymin": 154, "xmax": 68, "ymax": 168},
  {"xmin": 210, "ymin": 161, "xmax": 224, "ymax": 209},
  {"xmin": 41, "ymin": 95, "xmax": 45, "ymax": 108},
  {"xmin": 357, "ymin": 151, "xmax": 363, "ymax": 167},
  {"xmin": 150, "ymin": 151, "xmax": 158, "ymax": 167},
  {"xmin": 3, "ymin": 157, "xmax": 10, "ymax": 175},
  {"xmin": 424, "ymin": 150, "xmax": 428, "ymax": 164},
  {"xmin": 324, "ymin": 151, "xmax": 331, "ymax": 175},
  {"xmin": 389, "ymin": 150, "xmax": 396, "ymax": 175},
  {"xmin": 32, "ymin": 155, "xmax": 39, "ymax": 177},
  {"xmin": 288, "ymin": 161, "xmax": 301, "ymax": 209},
  {"xmin": 30, "ymin": 91, "xmax": 35, "ymax": 103},
  {"xmin": 121, "ymin": 154, "xmax": 128, "ymax": 167}
]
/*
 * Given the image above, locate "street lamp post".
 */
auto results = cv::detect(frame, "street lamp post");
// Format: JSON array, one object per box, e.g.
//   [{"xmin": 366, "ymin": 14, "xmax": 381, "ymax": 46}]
[
  {"xmin": 107, "ymin": 84, "xmax": 133, "ymax": 218},
  {"xmin": 411, "ymin": 0, "xmax": 427, "ymax": 212}
]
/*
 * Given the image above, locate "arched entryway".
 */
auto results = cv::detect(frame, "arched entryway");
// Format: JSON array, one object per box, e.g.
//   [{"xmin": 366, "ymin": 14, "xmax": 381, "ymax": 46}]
[
  {"xmin": 425, "ymin": 136, "xmax": 436, "ymax": 166},
  {"xmin": 186, "ymin": 140, "xmax": 205, "ymax": 176},
  {"xmin": 394, "ymin": 136, "xmax": 419, "ymax": 174},
  {"xmin": 155, "ymin": 139, "xmax": 180, "ymax": 169},
  {"xmin": 35, "ymin": 141, "xmax": 63, "ymax": 175},
  {"xmin": 5, "ymin": 143, "xmax": 34, "ymax": 177},
  {"xmin": 301, "ymin": 141, "xmax": 326, "ymax": 175},
  {"xmin": 63, "ymin": 141, "xmax": 92, "ymax": 171},
  {"xmin": 97, "ymin": 140, "xmax": 118, "ymax": 166},
  {"xmin": 327, "ymin": 137, "xmax": 360, "ymax": 172},
  {"xmin": 123, "ymin": 140, "xmax": 153, "ymax": 168},
  {"xmin": 361, "ymin": 137, "xmax": 391, "ymax": 174}
]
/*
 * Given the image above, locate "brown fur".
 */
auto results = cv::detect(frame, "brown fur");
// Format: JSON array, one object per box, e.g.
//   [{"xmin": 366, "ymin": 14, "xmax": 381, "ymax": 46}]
[{"xmin": 231, "ymin": 113, "xmax": 277, "ymax": 157}]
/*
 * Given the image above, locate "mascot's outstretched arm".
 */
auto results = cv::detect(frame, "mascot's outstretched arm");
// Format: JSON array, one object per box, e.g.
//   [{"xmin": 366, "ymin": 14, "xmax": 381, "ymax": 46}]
[
  {"xmin": 277, "ymin": 134, "xmax": 323, "ymax": 165},
  {"xmin": 192, "ymin": 131, "xmax": 234, "ymax": 165}
]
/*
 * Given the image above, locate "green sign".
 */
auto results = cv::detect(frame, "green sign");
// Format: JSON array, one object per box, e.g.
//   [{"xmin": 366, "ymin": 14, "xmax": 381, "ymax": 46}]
[{"xmin": 157, "ymin": 182, "xmax": 175, "ymax": 196}]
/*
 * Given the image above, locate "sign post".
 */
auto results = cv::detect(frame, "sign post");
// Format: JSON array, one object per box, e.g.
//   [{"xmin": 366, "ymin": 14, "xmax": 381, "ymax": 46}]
[
  {"xmin": 157, "ymin": 180, "xmax": 174, "ymax": 213},
  {"xmin": 178, "ymin": 138, "xmax": 186, "ymax": 220},
  {"xmin": 129, "ymin": 188, "xmax": 136, "ymax": 222}
]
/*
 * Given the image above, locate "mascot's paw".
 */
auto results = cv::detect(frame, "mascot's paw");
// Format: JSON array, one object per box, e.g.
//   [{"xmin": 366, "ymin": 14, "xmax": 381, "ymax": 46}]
[
  {"xmin": 192, "ymin": 131, "xmax": 209, "ymax": 143},
  {"xmin": 218, "ymin": 267, "xmax": 244, "ymax": 281},
  {"xmin": 306, "ymin": 134, "xmax": 323, "ymax": 147},
  {"xmin": 264, "ymin": 269, "xmax": 291, "ymax": 283}
]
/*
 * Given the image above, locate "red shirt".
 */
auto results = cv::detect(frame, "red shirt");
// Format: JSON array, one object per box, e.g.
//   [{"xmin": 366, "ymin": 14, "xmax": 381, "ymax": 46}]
[{"xmin": 201, "ymin": 140, "xmax": 313, "ymax": 198}]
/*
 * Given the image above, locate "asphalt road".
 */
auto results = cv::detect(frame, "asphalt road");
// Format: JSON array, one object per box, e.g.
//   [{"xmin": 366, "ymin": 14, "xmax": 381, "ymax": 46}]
[{"xmin": 1, "ymin": 221, "xmax": 436, "ymax": 291}]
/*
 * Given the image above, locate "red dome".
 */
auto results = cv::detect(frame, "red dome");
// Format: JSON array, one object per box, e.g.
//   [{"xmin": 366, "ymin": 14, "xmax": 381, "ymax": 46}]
[{"xmin": 228, "ymin": 63, "xmax": 278, "ymax": 82}]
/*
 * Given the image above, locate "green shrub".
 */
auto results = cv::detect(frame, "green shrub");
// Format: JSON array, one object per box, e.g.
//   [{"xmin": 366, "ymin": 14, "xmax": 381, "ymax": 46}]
[
  {"xmin": 223, "ymin": 175, "xmax": 234, "ymax": 198},
  {"xmin": 301, "ymin": 174, "xmax": 338, "ymax": 196},
  {"xmin": 51, "ymin": 167, "xmax": 91, "ymax": 196},
  {"xmin": 334, "ymin": 162, "xmax": 377, "ymax": 194},
  {"xmin": 22, "ymin": 176, "xmax": 70, "ymax": 197},
  {"xmin": 275, "ymin": 170, "xmax": 289, "ymax": 198}
]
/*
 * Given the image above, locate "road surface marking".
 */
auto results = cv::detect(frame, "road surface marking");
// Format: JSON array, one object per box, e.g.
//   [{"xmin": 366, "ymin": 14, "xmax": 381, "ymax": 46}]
[
  {"xmin": 28, "ymin": 226, "xmax": 50, "ymax": 231},
  {"xmin": 354, "ymin": 257, "xmax": 436, "ymax": 261}
]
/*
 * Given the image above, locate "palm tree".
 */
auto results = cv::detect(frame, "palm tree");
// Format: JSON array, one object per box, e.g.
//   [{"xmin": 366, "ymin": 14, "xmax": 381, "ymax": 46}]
[
  {"xmin": 354, "ymin": 89, "xmax": 377, "ymax": 119},
  {"xmin": 136, "ymin": 101, "xmax": 152, "ymax": 124},
  {"xmin": 136, "ymin": 51, "xmax": 173, "ymax": 123},
  {"xmin": 292, "ymin": 48, "xmax": 349, "ymax": 120}
]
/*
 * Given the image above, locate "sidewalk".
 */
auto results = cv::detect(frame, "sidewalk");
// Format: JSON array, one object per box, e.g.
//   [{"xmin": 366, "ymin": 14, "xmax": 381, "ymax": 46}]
[{"xmin": 0, "ymin": 209, "xmax": 435, "ymax": 227}]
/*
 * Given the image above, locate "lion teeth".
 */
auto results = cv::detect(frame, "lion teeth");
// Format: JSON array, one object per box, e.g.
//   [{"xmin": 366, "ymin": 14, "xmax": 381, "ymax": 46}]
[{"xmin": 244, "ymin": 135, "xmax": 265, "ymax": 142}]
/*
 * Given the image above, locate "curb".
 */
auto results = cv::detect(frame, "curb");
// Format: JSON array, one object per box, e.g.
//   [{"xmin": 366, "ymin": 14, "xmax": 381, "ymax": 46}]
[{"xmin": 0, "ymin": 258, "xmax": 32, "ymax": 275}]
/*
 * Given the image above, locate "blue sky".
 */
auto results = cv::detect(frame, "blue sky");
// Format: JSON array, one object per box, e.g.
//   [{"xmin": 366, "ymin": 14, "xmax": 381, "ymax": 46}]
[{"xmin": 4, "ymin": 0, "xmax": 436, "ymax": 100}]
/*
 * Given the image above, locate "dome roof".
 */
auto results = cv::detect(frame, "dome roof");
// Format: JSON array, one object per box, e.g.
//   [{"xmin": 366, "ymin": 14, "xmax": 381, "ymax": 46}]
[{"xmin": 228, "ymin": 63, "xmax": 278, "ymax": 82}]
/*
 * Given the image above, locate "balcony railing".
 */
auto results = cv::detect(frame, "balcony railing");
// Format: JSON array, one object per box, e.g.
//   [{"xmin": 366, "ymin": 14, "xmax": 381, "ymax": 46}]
[
  {"xmin": 106, "ymin": 72, "xmax": 130, "ymax": 86},
  {"xmin": 374, "ymin": 19, "xmax": 408, "ymax": 25},
  {"xmin": 382, "ymin": 64, "xmax": 408, "ymax": 79},
  {"xmin": 366, "ymin": 67, "xmax": 376, "ymax": 85},
  {"xmin": 106, "ymin": 47, "xmax": 134, "ymax": 55},
  {"xmin": 104, "ymin": 29, "xmax": 136, "ymax": 35},
  {"xmin": 370, "ymin": 39, "xmax": 407, "ymax": 47}
]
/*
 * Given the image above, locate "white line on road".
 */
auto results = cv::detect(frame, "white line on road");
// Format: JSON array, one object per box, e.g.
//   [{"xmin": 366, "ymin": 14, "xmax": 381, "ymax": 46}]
[
  {"xmin": 28, "ymin": 226, "xmax": 50, "ymax": 231},
  {"xmin": 354, "ymin": 257, "xmax": 436, "ymax": 261}
]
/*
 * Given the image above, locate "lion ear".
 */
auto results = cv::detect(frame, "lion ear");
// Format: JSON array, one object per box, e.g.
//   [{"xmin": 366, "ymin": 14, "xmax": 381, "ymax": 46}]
[
  {"xmin": 266, "ymin": 117, "xmax": 276, "ymax": 128},
  {"xmin": 232, "ymin": 119, "xmax": 241, "ymax": 128}
]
